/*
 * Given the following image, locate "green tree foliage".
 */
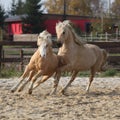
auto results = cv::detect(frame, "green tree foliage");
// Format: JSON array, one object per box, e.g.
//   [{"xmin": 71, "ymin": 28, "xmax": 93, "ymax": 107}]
[
  {"xmin": 0, "ymin": 5, "xmax": 5, "ymax": 29},
  {"xmin": 10, "ymin": 0, "xmax": 25, "ymax": 15},
  {"xmin": 111, "ymin": 0, "xmax": 120, "ymax": 17},
  {"xmin": 15, "ymin": 0, "xmax": 25, "ymax": 15},
  {"xmin": 22, "ymin": 0, "xmax": 44, "ymax": 34},
  {"xmin": 10, "ymin": 0, "xmax": 16, "ymax": 15}
]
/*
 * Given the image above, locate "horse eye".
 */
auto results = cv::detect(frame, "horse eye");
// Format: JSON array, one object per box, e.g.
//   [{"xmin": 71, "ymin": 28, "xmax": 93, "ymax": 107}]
[{"xmin": 63, "ymin": 31, "xmax": 65, "ymax": 35}]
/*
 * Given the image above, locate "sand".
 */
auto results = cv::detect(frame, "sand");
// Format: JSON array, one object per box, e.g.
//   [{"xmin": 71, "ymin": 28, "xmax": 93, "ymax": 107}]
[{"xmin": 0, "ymin": 77, "xmax": 120, "ymax": 120}]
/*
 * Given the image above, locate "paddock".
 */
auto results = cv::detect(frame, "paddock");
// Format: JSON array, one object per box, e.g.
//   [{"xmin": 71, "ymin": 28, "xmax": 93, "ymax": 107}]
[
  {"xmin": 0, "ymin": 41, "xmax": 120, "ymax": 71},
  {"xmin": 0, "ymin": 77, "xmax": 120, "ymax": 120}
]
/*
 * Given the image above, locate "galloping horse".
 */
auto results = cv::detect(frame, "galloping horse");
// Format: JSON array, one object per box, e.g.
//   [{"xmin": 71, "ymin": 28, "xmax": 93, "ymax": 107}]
[
  {"xmin": 51, "ymin": 20, "xmax": 107, "ymax": 95},
  {"xmin": 11, "ymin": 30, "xmax": 59, "ymax": 94}
]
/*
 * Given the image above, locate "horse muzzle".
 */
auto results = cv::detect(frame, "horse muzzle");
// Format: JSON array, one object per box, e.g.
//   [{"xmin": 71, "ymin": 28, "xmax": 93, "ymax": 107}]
[{"xmin": 57, "ymin": 41, "xmax": 62, "ymax": 48}]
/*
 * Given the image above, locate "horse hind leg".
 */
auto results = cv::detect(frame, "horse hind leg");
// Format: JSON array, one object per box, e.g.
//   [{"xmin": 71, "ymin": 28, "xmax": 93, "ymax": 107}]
[
  {"xmin": 86, "ymin": 68, "xmax": 96, "ymax": 93},
  {"xmin": 100, "ymin": 49, "xmax": 108, "ymax": 71},
  {"xmin": 11, "ymin": 66, "xmax": 30, "ymax": 93}
]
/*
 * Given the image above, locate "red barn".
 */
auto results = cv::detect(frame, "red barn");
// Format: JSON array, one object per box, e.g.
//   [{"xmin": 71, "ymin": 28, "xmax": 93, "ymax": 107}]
[{"xmin": 5, "ymin": 14, "xmax": 93, "ymax": 36}]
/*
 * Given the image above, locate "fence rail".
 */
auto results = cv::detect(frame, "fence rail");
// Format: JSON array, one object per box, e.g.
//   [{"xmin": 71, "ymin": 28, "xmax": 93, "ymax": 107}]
[
  {"xmin": 0, "ymin": 41, "xmax": 120, "ymax": 71},
  {"xmin": 81, "ymin": 32, "xmax": 120, "ymax": 41}
]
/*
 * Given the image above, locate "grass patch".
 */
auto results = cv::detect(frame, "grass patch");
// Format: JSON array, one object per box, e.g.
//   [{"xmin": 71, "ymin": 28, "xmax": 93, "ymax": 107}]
[
  {"xmin": 62, "ymin": 69, "xmax": 119, "ymax": 77},
  {"xmin": 0, "ymin": 66, "xmax": 119, "ymax": 78},
  {"xmin": 100, "ymin": 69, "xmax": 118, "ymax": 77},
  {"xmin": 0, "ymin": 66, "xmax": 22, "ymax": 78}
]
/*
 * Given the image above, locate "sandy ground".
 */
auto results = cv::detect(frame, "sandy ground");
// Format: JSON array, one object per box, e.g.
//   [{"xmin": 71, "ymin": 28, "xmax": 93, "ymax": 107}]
[{"xmin": 0, "ymin": 77, "xmax": 120, "ymax": 120}]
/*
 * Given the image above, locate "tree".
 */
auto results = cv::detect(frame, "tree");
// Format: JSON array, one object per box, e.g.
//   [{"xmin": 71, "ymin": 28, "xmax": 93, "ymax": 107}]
[
  {"xmin": 90, "ymin": 0, "xmax": 107, "ymax": 17},
  {"xmin": 0, "ymin": 5, "xmax": 5, "ymax": 29},
  {"xmin": 10, "ymin": 0, "xmax": 16, "ymax": 15},
  {"xmin": 10, "ymin": 0, "xmax": 25, "ymax": 15},
  {"xmin": 45, "ymin": 0, "xmax": 107, "ymax": 16},
  {"xmin": 22, "ymin": 0, "xmax": 44, "ymax": 34},
  {"xmin": 45, "ymin": 0, "xmax": 92, "ymax": 15},
  {"xmin": 15, "ymin": 0, "xmax": 25, "ymax": 15},
  {"xmin": 111, "ymin": 0, "xmax": 120, "ymax": 17},
  {"xmin": 67, "ymin": 0, "xmax": 92, "ymax": 15}
]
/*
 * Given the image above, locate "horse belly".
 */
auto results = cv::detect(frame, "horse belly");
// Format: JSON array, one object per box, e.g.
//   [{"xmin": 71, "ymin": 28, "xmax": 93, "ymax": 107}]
[{"xmin": 74, "ymin": 54, "xmax": 97, "ymax": 71}]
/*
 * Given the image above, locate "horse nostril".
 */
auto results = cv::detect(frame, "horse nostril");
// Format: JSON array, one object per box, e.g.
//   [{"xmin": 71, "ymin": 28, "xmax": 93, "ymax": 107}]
[
  {"xmin": 43, "ymin": 54, "xmax": 46, "ymax": 58},
  {"xmin": 57, "ymin": 41, "xmax": 62, "ymax": 48}
]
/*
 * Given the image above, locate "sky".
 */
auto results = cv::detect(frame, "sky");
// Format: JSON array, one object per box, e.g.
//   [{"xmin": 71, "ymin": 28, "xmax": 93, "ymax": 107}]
[
  {"xmin": 0, "ymin": 0, "xmax": 46, "ymax": 11},
  {"xmin": 0, "ymin": 0, "xmax": 114, "ymax": 12}
]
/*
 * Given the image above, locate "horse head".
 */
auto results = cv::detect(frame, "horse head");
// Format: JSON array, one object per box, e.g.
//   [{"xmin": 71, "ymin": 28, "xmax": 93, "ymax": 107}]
[
  {"xmin": 55, "ymin": 21, "xmax": 71, "ymax": 44},
  {"xmin": 56, "ymin": 20, "xmax": 84, "ymax": 46},
  {"xmin": 37, "ymin": 30, "xmax": 52, "ymax": 58}
]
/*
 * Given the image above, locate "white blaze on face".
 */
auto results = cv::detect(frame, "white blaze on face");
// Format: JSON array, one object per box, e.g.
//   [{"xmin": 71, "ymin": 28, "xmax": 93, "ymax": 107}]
[{"xmin": 39, "ymin": 43, "xmax": 47, "ymax": 58}]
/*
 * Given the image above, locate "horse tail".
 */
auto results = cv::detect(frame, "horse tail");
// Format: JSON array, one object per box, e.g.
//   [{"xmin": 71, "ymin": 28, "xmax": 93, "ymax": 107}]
[{"xmin": 100, "ymin": 49, "xmax": 108, "ymax": 71}]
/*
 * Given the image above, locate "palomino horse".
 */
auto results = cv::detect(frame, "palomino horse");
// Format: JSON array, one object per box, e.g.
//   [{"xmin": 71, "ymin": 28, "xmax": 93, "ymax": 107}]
[
  {"xmin": 51, "ymin": 20, "xmax": 107, "ymax": 95},
  {"xmin": 11, "ymin": 30, "xmax": 59, "ymax": 94}
]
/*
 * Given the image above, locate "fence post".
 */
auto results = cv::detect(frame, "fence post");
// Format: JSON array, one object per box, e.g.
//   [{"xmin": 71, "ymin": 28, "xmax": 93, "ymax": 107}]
[
  {"xmin": 105, "ymin": 32, "xmax": 108, "ymax": 41},
  {"xmin": 85, "ymin": 33, "xmax": 87, "ymax": 41},
  {"xmin": 0, "ymin": 45, "xmax": 2, "ymax": 72},
  {"xmin": 116, "ymin": 29, "xmax": 118, "ymax": 40},
  {"xmin": 91, "ymin": 32, "xmax": 93, "ymax": 41},
  {"xmin": 20, "ymin": 49, "xmax": 24, "ymax": 71}
]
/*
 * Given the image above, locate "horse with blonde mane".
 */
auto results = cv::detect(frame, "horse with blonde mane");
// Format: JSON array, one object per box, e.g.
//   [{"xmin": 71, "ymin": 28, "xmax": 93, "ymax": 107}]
[
  {"xmin": 11, "ymin": 30, "xmax": 59, "ymax": 94},
  {"xmin": 51, "ymin": 20, "xmax": 107, "ymax": 95}
]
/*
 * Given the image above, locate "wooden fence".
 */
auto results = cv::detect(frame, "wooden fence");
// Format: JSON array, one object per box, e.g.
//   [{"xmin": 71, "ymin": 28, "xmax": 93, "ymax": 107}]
[
  {"xmin": 0, "ymin": 41, "xmax": 120, "ymax": 71},
  {"xmin": 81, "ymin": 32, "xmax": 120, "ymax": 41}
]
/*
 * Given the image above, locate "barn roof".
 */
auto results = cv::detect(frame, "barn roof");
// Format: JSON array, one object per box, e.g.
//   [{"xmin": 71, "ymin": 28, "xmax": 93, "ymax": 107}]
[
  {"xmin": 5, "ymin": 15, "xmax": 26, "ymax": 22},
  {"xmin": 5, "ymin": 14, "xmax": 96, "ymax": 23}
]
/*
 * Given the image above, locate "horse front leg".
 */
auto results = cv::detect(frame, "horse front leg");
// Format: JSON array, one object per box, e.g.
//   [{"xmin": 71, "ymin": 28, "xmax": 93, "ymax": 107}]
[
  {"xmin": 60, "ymin": 71, "xmax": 78, "ymax": 95},
  {"xmin": 50, "ymin": 72, "xmax": 61, "ymax": 95},
  {"xmin": 57, "ymin": 63, "xmax": 72, "ymax": 73},
  {"xmin": 17, "ymin": 71, "xmax": 35, "ymax": 92},
  {"xmin": 28, "ymin": 70, "xmax": 42, "ymax": 94},
  {"xmin": 33, "ymin": 74, "xmax": 52, "ymax": 90},
  {"xmin": 11, "ymin": 66, "xmax": 29, "ymax": 92}
]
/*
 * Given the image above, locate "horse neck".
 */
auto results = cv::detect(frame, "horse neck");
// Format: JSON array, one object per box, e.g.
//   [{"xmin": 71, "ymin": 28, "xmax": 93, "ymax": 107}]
[
  {"xmin": 47, "ymin": 47, "xmax": 53, "ymax": 56},
  {"xmin": 63, "ymin": 31, "xmax": 75, "ymax": 49}
]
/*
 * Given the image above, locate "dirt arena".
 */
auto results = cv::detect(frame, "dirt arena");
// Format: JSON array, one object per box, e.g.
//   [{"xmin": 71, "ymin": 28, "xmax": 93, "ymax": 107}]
[{"xmin": 0, "ymin": 77, "xmax": 120, "ymax": 120}]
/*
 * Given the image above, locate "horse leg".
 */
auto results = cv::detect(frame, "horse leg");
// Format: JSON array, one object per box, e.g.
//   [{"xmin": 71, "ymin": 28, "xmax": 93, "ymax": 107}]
[
  {"xmin": 17, "ymin": 71, "xmax": 35, "ymax": 92},
  {"xmin": 28, "ymin": 70, "xmax": 42, "ymax": 94},
  {"xmin": 33, "ymin": 74, "xmax": 52, "ymax": 89},
  {"xmin": 86, "ymin": 68, "xmax": 96, "ymax": 92},
  {"xmin": 11, "ymin": 66, "xmax": 30, "ymax": 92},
  {"xmin": 60, "ymin": 71, "xmax": 78, "ymax": 95},
  {"xmin": 50, "ymin": 72, "xmax": 61, "ymax": 95}
]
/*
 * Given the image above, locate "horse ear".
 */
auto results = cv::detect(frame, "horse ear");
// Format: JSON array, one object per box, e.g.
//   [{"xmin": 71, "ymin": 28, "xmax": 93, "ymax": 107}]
[
  {"xmin": 45, "ymin": 29, "xmax": 48, "ymax": 33},
  {"xmin": 37, "ymin": 36, "xmax": 42, "ymax": 46},
  {"xmin": 37, "ymin": 40, "xmax": 40, "ymax": 46},
  {"xmin": 56, "ymin": 21, "xmax": 62, "ymax": 26}
]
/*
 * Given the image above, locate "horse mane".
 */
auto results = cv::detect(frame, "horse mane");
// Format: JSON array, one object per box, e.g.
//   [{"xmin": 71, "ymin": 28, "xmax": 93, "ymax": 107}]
[
  {"xmin": 37, "ymin": 30, "xmax": 52, "ymax": 46},
  {"xmin": 63, "ymin": 20, "xmax": 85, "ymax": 46}
]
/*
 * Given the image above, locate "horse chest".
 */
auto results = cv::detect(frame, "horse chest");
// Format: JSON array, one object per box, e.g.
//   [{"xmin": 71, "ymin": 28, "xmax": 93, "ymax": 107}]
[{"xmin": 36, "ymin": 56, "xmax": 57, "ymax": 71}]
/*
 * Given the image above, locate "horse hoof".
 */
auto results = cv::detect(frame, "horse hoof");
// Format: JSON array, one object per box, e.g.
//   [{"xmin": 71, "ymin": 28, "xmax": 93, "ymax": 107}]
[
  {"xmin": 59, "ymin": 90, "xmax": 65, "ymax": 95},
  {"xmin": 28, "ymin": 90, "xmax": 32, "ymax": 94},
  {"xmin": 17, "ymin": 89, "xmax": 22, "ymax": 92},
  {"xmin": 50, "ymin": 91, "xmax": 55, "ymax": 96},
  {"xmin": 11, "ymin": 88, "xmax": 15, "ymax": 93}
]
